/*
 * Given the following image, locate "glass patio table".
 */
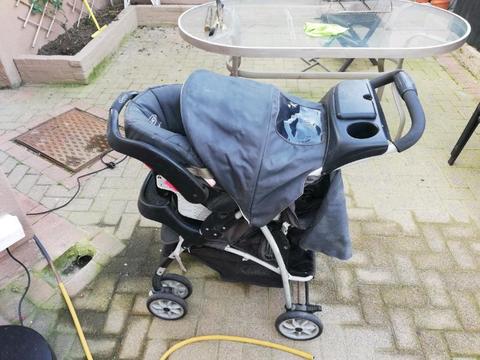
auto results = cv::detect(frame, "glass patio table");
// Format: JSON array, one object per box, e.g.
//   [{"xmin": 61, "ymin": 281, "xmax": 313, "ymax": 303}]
[{"xmin": 178, "ymin": 0, "xmax": 471, "ymax": 80}]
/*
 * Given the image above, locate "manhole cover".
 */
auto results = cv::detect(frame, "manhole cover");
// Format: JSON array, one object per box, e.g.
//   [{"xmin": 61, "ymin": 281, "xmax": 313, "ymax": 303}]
[{"xmin": 15, "ymin": 108, "xmax": 110, "ymax": 173}]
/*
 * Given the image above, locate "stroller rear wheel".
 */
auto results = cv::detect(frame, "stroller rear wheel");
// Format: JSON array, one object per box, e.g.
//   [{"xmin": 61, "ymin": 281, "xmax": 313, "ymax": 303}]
[
  {"xmin": 147, "ymin": 292, "xmax": 187, "ymax": 320},
  {"xmin": 152, "ymin": 273, "xmax": 193, "ymax": 299},
  {"xmin": 275, "ymin": 311, "xmax": 323, "ymax": 341}
]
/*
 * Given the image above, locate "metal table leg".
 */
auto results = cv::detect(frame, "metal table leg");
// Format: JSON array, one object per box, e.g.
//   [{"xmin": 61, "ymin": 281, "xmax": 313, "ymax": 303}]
[
  {"xmin": 229, "ymin": 56, "xmax": 241, "ymax": 77},
  {"xmin": 448, "ymin": 103, "xmax": 480, "ymax": 165}
]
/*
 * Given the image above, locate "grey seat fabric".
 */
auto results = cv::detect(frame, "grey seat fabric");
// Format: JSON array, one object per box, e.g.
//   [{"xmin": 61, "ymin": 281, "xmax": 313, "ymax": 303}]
[{"xmin": 124, "ymin": 85, "xmax": 204, "ymax": 168}]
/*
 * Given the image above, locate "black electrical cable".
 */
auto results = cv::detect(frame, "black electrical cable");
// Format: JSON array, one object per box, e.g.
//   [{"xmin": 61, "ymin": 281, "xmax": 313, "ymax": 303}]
[
  {"xmin": 6, "ymin": 248, "xmax": 31, "ymax": 326},
  {"xmin": 27, "ymin": 153, "xmax": 128, "ymax": 216}
]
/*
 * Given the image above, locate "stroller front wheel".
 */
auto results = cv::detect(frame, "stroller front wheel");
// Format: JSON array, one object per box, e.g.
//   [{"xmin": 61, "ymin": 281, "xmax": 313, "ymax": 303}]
[
  {"xmin": 275, "ymin": 311, "xmax": 323, "ymax": 341},
  {"xmin": 147, "ymin": 292, "xmax": 188, "ymax": 320},
  {"xmin": 152, "ymin": 273, "xmax": 193, "ymax": 299}
]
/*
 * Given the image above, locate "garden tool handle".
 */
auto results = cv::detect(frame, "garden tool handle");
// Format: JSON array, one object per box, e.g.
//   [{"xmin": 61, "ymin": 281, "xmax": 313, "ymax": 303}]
[{"xmin": 370, "ymin": 70, "xmax": 426, "ymax": 152}]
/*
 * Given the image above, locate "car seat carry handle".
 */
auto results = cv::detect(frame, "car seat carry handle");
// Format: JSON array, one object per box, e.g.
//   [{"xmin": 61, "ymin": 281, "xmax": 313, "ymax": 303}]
[
  {"xmin": 108, "ymin": 92, "xmax": 210, "ymax": 204},
  {"xmin": 370, "ymin": 70, "xmax": 426, "ymax": 153}
]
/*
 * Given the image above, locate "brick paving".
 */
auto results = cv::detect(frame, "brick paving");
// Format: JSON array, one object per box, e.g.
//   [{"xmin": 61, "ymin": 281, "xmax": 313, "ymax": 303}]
[{"xmin": 0, "ymin": 25, "xmax": 479, "ymax": 359}]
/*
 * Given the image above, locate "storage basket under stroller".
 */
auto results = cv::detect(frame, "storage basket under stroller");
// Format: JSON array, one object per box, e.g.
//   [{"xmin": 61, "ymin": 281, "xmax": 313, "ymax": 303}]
[{"xmin": 107, "ymin": 69, "xmax": 425, "ymax": 340}]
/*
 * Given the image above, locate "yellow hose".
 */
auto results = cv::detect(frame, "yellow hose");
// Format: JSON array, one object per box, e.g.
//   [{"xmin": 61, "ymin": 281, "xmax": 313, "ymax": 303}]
[
  {"xmin": 33, "ymin": 236, "xmax": 93, "ymax": 360},
  {"xmin": 59, "ymin": 283, "xmax": 93, "ymax": 360},
  {"xmin": 159, "ymin": 335, "xmax": 314, "ymax": 360}
]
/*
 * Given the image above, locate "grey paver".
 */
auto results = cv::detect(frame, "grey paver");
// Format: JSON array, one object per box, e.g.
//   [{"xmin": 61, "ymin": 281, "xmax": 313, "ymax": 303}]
[
  {"xmin": 119, "ymin": 316, "xmax": 151, "ymax": 359},
  {"xmin": 104, "ymin": 294, "xmax": 134, "ymax": 334},
  {"xmin": 390, "ymin": 309, "xmax": 420, "ymax": 350}
]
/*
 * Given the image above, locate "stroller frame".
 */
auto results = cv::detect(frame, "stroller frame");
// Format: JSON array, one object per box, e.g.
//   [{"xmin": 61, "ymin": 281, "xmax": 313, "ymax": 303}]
[{"xmin": 108, "ymin": 70, "xmax": 425, "ymax": 340}]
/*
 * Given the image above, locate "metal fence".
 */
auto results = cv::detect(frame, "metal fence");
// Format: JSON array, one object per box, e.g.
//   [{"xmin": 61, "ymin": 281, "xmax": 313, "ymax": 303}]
[{"xmin": 453, "ymin": 0, "xmax": 480, "ymax": 50}]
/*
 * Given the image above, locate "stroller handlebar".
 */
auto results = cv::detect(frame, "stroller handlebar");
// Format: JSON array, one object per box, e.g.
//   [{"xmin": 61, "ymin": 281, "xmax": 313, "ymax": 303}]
[{"xmin": 370, "ymin": 71, "xmax": 426, "ymax": 153}]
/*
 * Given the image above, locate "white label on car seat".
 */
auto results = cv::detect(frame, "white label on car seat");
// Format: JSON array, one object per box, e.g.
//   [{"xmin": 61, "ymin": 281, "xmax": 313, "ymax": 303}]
[{"xmin": 156, "ymin": 175, "xmax": 211, "ymax": 221}]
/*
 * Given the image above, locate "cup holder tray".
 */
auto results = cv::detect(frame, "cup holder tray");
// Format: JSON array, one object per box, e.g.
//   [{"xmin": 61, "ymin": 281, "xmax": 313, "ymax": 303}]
[{"xmin": 322, "ymin": 79, "xmax": 390, "ymax": 172}]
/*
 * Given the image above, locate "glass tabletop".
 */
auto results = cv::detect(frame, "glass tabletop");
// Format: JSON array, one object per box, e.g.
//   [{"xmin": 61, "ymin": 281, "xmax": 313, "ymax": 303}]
[{"xmin": 178, "ymin": 0, "xmax": 471, "ymax": 58}]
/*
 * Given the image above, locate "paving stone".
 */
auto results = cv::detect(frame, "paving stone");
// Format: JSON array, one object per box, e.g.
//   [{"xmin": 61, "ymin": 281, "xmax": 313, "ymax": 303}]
[
  {"xmin": 64, "ymin": 198, "xmax": 93, "ymax": 212},
  {"xmin": 125, "ymin": 200, "xmax": 139, "ymax": 213},
  {"xmin": 362, "ymin": 221, "xmax": 401, "ymax": 236},
  {"xmin": 68, "ymin": 211, "xmax": 104, "ymax": 226},
  {"xmin": 45, "ymin": 184, "xmax": 77, "ymax": 198},
  {"xmin": 29, "ymin": 310, "xmax": 58, "ymax": 338},
  {"xmin": 445, "ymin": 332, "xmax": 480, "ymax": 356},
  {"xmin": 119, "ymin": 316, "xmax": 151, "ymax": 359},
  {"xmin": 169, "ymin": 341, "xmax": 220, "ymax": 360},
  {"xmin": 418, "ymin": 330, "xmax": 450, "ymax": 359},
  {"xmin": 334, "ymin": 267, "xmax": 358, "ymax": 302},
  {"xmin": 78, "ymin": 176, "xmax": 104, "ymax": 198},
  {"xmin": 0, "ymin": 157, "xmax": 18, "ymax": 173},
  {"xmin": 52, "ymin": 333, "xmax": 76, "ymax": 357},
  {"xmin": 390, "ymin": 308, "xmax": 419, "ymax": 350},
  {"xmin": 346, "ymin": 251, "xmax": 370, "ymax": 266},
  {"xmin": 321, "ymin": 304, "xmax": 363, "ymax": 324},
  {"xmin": 16, "ymin": 174, "xmax": 39, "ymax": 193},
  {"xmin": 359, "ymin": 285, "xmax": 388, "ymax": 325},
  {"xmin": 26, "ymin": 275, "xmax": 57, "ymax": 307},
  {"xmin": 414, "ymin": 309, "xmax": 461, "ymax": 330},
  {"xmin": 90, "ymin": 231, "xmax": 126, "ymax": 258},
  {"xmin": 148, "ymin": 316, "xmax": 197, "ymax": 340},
  {"xmin": 103, "ymin": 293, "xmax": 134, "ymax": 334},
  {"xmin": 413, "ymin": 253, "xmax": 456, "ymax": 272},
  {"xmin": 343, "ymin": 327, "xmax": 394, "ymax": 359},
  {"xmin": 116, "ymin": 276, "xmax": 151, "ymax": 293},
  {"xmin": 27, "ymin": 184, "xmax": 49, "ymax": 201},
  {"xmin": 444, "ymin": 272, "xmax": 480, "ymax": 291},
  {"xmin": 447, "ymin": 240, "xmax": 476, "ymax": 270},
  {"xmin": 103, "ymin": 200, "xmax": 127, "ymax": 225},
  {"xmin": 73, "ymin": 276, "xmax": 116, "ymax": 312},
  {"xmin": 7, "ymin": 163, "xmax": 28, "ymax": 186},
  {"xmin": 132, "ymin": 295, "xmax": 150, "ymax": 316},
  {"xmin": 442, "ymin": 225, "xmax": 478, "ymax": 240},
  {"xmin": 356, "ymin": 268, "xmax": 396, "ymax": 285},
  {"xmin": 382, "ymin": 286, "xmax": 428, "ymax": 308},
  {"xmin": 348, "ymin": 207, "xmax": 377, "ymax": 221},
  {"xmin": 421, "ymin": 271, "xmax": 451, "ymax": 308},
  {"xmin": 142, "ymin": 339, "xmax": 169, "ymax": 360},
  {"xmin": 87, "ymin": 338, "xmax": 117, "ymax": 357},
  {"xmin": 394, "ymin": 254, "xmax": 419, "ymax": 285},
  {"xmin": 450, "ymin": 291, "xmax": 480, "ymax": 331},
  {"xmin": 115, "ymin": 213, "xmax": 139, "ymax": 240}
]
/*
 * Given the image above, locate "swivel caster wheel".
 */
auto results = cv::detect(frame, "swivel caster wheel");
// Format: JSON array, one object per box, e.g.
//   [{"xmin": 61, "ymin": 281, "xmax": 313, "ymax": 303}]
[
  {"xmin": 147, "ymin": 292, "xmax": 187, "ymax": 320},
  {"xmin": 152, "ymin": 273, "xmax": 192, "ymax": 299},
  {"xmin": 275, "ymin": 311, "xmax": 323, "ymax": 341}
]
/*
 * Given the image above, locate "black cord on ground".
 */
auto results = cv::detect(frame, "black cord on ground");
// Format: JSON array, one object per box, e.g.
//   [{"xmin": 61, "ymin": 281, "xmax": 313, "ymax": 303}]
[
  {"xmin": 27, "ymin": 153, "xmax": 128, "ymax": 216},
  {"xmin": 6, "ymin": 248, "xmax": 31, "ymax": 326}
]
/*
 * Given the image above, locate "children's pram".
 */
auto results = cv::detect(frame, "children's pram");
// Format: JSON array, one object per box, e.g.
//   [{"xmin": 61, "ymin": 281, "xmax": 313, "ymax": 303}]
[{"xmin": 107, "ymin": 70, "xmax": 425, "ymax": 340}]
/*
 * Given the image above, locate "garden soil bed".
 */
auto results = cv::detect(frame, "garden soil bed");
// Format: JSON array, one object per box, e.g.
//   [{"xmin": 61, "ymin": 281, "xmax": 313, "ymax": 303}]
[{"xmin": 38, "ymin": 4, "xmax": 124, "ymax": 56}]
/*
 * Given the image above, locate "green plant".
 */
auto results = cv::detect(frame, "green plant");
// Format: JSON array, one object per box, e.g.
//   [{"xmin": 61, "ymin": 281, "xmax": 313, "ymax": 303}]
[{"xmin": 30, "ymin": 0, "xmax": 63, "ymax": 13}]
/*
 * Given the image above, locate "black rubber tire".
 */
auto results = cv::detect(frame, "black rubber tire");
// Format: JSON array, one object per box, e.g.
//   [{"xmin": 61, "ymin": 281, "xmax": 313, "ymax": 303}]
[
  {"xmin": 152, "ymin": 273, "xmax": 193, "ymax": 299},
  {"xmin": 147, "ymin": 292, "xmax": 188, "ymax": 320},
  {"xmin": 275, "ymin": 310, "xmax": 323, "ymax": 341}
]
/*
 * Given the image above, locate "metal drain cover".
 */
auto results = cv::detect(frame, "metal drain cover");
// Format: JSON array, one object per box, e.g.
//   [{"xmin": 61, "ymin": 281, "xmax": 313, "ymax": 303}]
[{"xmin": 15, "ymin": 108, "xmax": 110, "ymax": 172}]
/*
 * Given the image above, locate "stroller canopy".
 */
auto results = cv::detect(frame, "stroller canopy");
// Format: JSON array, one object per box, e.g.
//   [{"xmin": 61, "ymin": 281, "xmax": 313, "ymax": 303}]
[{"xmin": 181, "ymin": 70, "xmax": 328, "ymax": 226}]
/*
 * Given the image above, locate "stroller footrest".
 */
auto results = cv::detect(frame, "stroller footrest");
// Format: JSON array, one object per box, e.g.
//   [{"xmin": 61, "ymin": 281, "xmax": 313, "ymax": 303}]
[
  {"xmin": 287, "ymin": 247, "xmax": 315, "ymax": 277},
  {"xmin": 290, "ymin": 303, "xmax": 322, "ymax": 314}
]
